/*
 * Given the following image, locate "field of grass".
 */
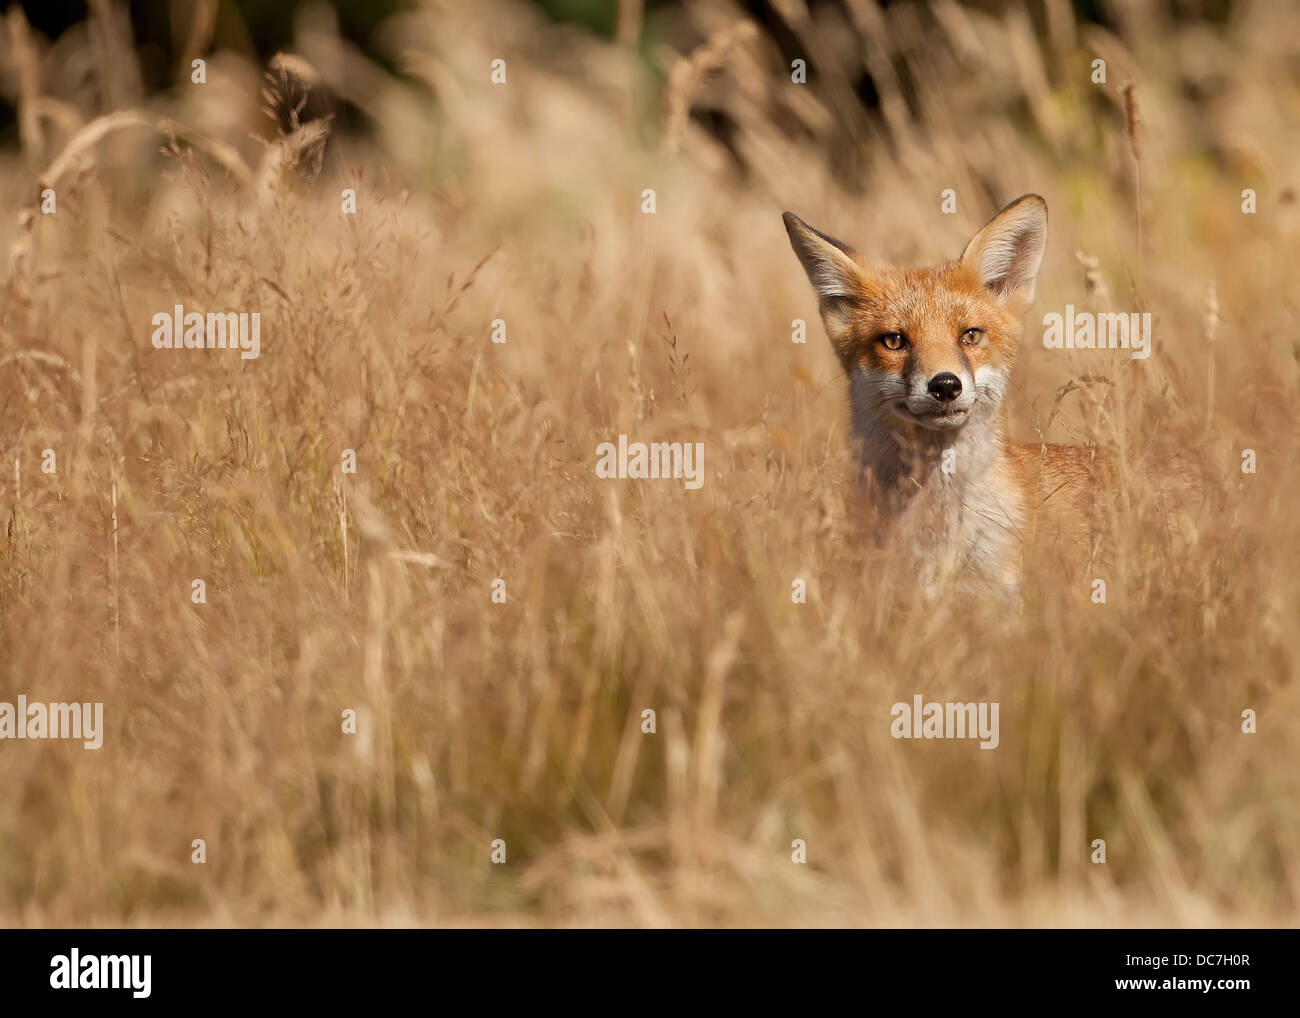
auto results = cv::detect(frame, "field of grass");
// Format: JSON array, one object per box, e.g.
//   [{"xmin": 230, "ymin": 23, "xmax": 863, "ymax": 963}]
[{"xmin": 0, "ymin": 0, "xmax": 1297, "ymax": 926}]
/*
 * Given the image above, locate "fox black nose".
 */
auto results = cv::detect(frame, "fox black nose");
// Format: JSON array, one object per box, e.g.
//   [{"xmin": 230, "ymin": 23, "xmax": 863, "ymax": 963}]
[{"xmin": 928, "ymin": 372, "xmax": 963, "ymax": 403}]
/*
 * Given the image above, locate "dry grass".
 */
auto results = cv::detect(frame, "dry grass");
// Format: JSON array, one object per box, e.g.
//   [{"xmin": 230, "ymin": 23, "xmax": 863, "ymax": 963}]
[{"xmin": 0, "ymin": 0, "xmax": 1297, "ymax": 927}]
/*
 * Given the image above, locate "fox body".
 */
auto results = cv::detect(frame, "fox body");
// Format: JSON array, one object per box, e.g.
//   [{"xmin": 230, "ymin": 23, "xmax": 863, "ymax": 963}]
[{"xmin": 784, "ymin": 195, "xmax": 1107, "ymax": 593}]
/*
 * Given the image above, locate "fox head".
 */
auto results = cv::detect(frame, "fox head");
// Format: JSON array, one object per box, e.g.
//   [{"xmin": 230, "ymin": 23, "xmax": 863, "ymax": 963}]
[{"xmin": 783, "ymin": 195, "xmax": 1047, "ymax": 434}]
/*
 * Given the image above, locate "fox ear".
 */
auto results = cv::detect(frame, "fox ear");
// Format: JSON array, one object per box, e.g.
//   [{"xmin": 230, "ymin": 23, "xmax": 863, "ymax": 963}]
[
  {"xmin": 960, "ymin": 194, "xmax": 1047, "ymax": 307},
  {"xmin": 782, "ymin": 212, "xmax": 863, "ymax": 304}
]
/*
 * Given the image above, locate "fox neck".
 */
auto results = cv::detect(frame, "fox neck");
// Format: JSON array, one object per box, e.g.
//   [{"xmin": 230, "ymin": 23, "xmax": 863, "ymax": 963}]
[{"xmin": 853, "ymin": 401, "xmax": 1008, "ymax": 513}]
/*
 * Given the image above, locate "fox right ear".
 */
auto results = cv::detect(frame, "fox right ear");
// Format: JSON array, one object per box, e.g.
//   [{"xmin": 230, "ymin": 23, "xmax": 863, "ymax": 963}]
[
  {"xmin": 960, "ymin": 194, "xmax": 1048, "ymax": 309},
  {"xmin": 782, "ymin": 213, "xmax": 863, "ymax": 305}
]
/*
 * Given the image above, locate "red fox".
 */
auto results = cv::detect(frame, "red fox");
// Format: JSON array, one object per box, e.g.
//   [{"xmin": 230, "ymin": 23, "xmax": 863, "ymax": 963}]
[{"xmin": 784, "ymin": 195, "xmax": 1111, "ymax": 594}]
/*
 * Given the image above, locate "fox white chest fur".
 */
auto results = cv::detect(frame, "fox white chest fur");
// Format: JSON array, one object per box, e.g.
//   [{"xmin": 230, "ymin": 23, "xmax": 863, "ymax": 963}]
[{"xmin": 851, "ymin": 365, "xmax": 1025, "ymax": 592}]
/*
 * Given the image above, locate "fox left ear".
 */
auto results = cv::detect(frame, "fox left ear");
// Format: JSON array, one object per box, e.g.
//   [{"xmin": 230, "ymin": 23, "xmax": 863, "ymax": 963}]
[
  {"xmin": 960, "ymin": 194, "xmax": 1047, "ymax": 308},
  {"xmin": 782, "ymin": 212, "xmax": 862, "ymax": 304}
]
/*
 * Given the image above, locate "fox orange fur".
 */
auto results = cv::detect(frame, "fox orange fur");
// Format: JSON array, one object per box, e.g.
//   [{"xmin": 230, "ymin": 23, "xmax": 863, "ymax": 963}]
[{"xmin": 784, "ymin": 195, "xmax": 1110, "ymax": 594}]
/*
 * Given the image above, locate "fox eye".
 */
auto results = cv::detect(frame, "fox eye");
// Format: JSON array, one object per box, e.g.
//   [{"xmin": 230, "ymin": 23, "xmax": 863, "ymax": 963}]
[
  {"xmin": 960, "ymin": 327, "xmax": 984, "ymax": 346},
  {"xmin": 879, "ymin": 332, "xmax": 907, "ymax": 351}
]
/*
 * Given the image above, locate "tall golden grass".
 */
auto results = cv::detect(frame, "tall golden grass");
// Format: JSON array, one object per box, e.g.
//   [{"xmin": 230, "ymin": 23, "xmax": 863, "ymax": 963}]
[{"xmin": 0, "ymin": 0, "xmax": 1297, "ymax": 926}]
